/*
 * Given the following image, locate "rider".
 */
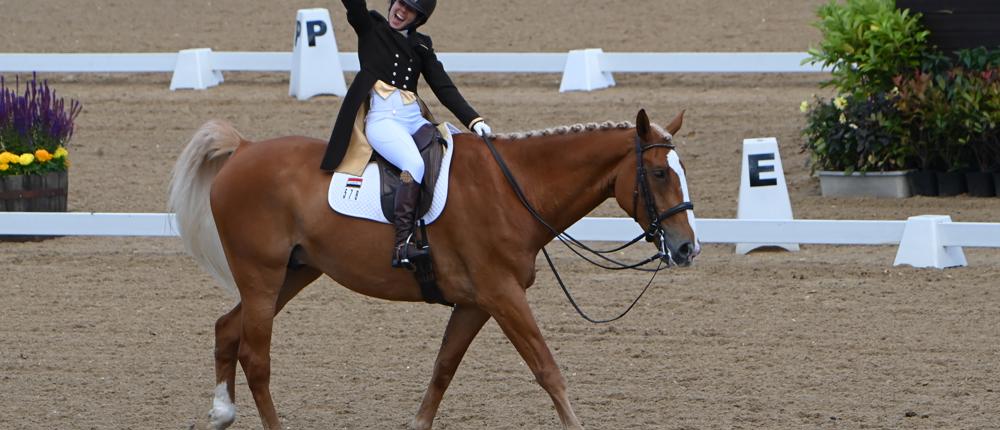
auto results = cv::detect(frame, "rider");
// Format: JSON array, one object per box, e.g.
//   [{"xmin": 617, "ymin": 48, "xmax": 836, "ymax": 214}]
[{"xmin": 320, "ymin": 0, "xmax": 492, "ymax": 269}]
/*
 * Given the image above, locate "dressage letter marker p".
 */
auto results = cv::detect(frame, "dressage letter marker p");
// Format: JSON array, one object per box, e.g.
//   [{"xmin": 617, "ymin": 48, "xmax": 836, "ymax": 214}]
[
  {"xmin": 289, "ymin": 8, "xmax": 347, "ymax": 100},
  {"xmin": 736, "ymin": 138, "xmax": 798, "ymax": 254},
  {"xmin": 306, "ymin": 20, "xmax": 327, "ymax": 47}
]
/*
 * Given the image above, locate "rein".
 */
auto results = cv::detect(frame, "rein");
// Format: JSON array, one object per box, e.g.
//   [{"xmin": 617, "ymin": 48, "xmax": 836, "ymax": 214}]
[{"xmin": 479, "ymin": 132, "xmax": 692, "ymax": 323}]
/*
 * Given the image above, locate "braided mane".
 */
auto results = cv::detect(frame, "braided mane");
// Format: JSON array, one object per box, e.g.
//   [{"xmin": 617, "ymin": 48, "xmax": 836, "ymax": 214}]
[{"xmin": 495, "ymin": 121, "xmax": 670, "ymax": 141}]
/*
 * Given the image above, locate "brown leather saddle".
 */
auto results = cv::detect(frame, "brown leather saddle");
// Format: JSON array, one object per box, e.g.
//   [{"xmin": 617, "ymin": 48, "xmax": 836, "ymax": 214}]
[{"xmin": 374, "ymin": 123, "xmax": 447, "ymax": 222}]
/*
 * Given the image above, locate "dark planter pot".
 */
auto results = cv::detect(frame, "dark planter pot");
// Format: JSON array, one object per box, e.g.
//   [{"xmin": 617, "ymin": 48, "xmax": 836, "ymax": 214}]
[
  {"xmin": 965, "ymin": 172, "xmax": 996, "ymax": 197},
  {"xmin": 908, "ymin": 170, "xmax": 938, "ymax": 196},
  {"xmin": 995, "ymin": 173, "xmax": 1000, "ymax": 198},
  {"xmin": 936, "ymin": 171, "xmax": 967, "ymax": 196},
  {"xmin": 1, "ymin": 171, "xmax": 69, "ymax": 241}
]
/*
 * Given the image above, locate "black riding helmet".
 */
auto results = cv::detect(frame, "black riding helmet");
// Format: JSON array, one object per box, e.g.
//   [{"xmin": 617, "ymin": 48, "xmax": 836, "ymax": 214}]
[{"xmin": 388, "ymin": 0, "xmax": 436, "ymax": 29}]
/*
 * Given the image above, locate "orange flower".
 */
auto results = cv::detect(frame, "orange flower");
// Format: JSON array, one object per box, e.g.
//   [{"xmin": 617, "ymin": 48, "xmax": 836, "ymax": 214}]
[{"xmin": 35, "ymin": 149, "xmax": 53, "ymax": 162}]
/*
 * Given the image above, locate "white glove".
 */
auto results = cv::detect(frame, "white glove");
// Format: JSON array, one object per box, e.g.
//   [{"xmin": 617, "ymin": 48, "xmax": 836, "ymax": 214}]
[{"xmin": 473, "ymin": 121, "xmax": 492, "ymax": 137}]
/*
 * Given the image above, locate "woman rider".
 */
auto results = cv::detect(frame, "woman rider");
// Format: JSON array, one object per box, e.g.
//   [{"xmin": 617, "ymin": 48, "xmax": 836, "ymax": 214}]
[{"xmin": 320, "ymin": 0, "xmax": 492, "ymax": 269}]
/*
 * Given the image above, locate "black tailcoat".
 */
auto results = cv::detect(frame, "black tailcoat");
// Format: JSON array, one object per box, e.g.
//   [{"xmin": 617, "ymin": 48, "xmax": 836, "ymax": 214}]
[{"xmin": 320, "ymin": 0, "xmax": 483, "ymax": 171}]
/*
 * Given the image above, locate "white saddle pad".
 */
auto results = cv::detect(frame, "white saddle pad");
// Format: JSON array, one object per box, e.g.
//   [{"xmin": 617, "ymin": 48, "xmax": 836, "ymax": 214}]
[{"xmin": 328, "ymin": 123, "xmax": 462, "ymax": 224}]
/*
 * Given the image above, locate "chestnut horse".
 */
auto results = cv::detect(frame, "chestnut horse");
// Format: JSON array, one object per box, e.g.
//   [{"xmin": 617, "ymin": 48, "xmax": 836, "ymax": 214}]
[{"xmin": 168, "ymin": 109, "xmax": 697, "ymax": 430}]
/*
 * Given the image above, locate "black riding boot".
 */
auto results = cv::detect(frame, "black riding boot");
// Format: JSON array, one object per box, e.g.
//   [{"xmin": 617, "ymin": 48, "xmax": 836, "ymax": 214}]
[{"xmin": 391, "ymin": 171, "xmax": 427, "ymax": 269}]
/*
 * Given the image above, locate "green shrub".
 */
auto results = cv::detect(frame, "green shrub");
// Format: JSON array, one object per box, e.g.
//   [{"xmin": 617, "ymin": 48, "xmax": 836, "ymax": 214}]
[
  {"xmin": 805, "ymin": 0, "xmax": 930, "ymax": 99},
  {"xmin": 894, "ymin": 49, "xmax": 1000, "ymax": 172},
  {"xmin": 802, "ymin": 92, "xmax": 908, "ymax": 173}
]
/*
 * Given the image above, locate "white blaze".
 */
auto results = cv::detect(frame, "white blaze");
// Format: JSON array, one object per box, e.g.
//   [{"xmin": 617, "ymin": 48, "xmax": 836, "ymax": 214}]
[{"xmin": 666, "ymin": 151, "xmax": 699, "ymax": 251}]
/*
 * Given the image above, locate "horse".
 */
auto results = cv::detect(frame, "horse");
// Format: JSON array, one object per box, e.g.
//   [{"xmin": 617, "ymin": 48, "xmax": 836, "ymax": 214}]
[{"xmin": 168, "ymin": 108, "xmax": 698, "ymax": 430}]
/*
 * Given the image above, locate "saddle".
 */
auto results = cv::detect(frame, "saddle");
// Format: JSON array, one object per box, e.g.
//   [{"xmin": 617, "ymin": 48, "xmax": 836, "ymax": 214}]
[{"xmin": 375, "ymin": 123, "xmax": 447, "ymax": 222}]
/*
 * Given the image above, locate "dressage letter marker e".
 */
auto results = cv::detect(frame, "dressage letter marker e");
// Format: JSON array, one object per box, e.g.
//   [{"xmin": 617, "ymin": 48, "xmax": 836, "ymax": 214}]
[
  {"xmin": 736, "ymin": 138, "xmax": 799, "ymax": 254},
  {"xmin": 289, "ymin": 8, "xmax": 347, "ymax": 100}
]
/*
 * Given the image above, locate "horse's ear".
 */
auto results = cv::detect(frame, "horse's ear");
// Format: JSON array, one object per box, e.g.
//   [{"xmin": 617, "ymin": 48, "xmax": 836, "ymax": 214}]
[
  {"xmin": 666, "ymin": 110, "xmax": 685, "ymax": 136},
  {"xmin": 636, "ymin": 109, "xmax": 651, "ymax": 138}
]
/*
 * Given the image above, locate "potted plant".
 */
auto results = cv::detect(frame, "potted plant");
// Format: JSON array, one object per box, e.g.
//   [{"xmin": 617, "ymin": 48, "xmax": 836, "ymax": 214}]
[
  {"xmin": 802, "ymin": 92, "xmax": 913, "ymax": 197},
  {"xmin": 0, "ymin": 74, "xmax": 81, "ymax": 213},
  {"xmin": 891, "ymin": 48, "xmax": 1000, "ymax": 196},
  {"xmin": 801, "ymin": 0, "xmax": 929, "ymax": 197},
  {"xmin": 955, "ymin": 49, "xmax": 1000, "ymax": 197},
  {"xmin": 894, "ymin": 68, "xmax": 943, "ymax": 195}
]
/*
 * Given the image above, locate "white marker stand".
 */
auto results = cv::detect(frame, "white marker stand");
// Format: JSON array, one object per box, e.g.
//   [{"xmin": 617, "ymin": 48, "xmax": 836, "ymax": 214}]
[
  {"xmin": 736, "ymin": 138, "xmax": 799, "ymax": 254},
  {"xmin": 289, "ymin": 8, "xmax": 347, "ymax": 100},
  {"xmin": 559, "ymin": 48, "xmax": 615, "ymax": 92},
  {"xmin": 170, "ymin": 48, "xmax": 223, "ymax": 91},
  {"xmin": 893, "ymin": 215, "xmax": 967, "ymax": 269}
]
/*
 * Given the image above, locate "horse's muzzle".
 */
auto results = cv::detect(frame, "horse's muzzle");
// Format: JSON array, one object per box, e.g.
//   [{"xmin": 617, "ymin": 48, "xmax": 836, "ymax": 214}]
[{"xmin": 656, "ymin": 233, "xmax": 697, "ymax": 267}]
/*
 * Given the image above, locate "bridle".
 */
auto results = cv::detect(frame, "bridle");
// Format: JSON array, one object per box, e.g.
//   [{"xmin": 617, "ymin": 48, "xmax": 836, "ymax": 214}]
[
  {"xmin": 631, "ymin": 135, "xmax": 695, "ymax": 262},
  {"xmin": 479, "ymin": 130, "xmax": 694, "ymax": 323}
]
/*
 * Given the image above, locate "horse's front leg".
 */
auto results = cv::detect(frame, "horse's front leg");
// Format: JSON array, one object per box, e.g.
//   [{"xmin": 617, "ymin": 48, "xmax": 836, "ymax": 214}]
[
  {"xmin": 480, "ymin": 282, "xmax": 583, "ymax": 429},
  {"xmin": 410, "ymin": 304, "xmax": 491, "ymax": 430}
]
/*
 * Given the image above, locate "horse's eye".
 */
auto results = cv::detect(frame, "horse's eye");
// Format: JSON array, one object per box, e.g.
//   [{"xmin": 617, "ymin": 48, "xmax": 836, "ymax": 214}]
[{"xmin": 652, "ymin": 169, "xmax": 667, "ymax": 179}]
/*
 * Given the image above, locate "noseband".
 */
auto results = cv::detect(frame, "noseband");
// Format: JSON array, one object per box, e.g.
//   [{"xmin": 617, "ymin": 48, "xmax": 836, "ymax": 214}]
[{"xmin": 631, "ymin": 136, "xmax": 695, "ymax": 259}]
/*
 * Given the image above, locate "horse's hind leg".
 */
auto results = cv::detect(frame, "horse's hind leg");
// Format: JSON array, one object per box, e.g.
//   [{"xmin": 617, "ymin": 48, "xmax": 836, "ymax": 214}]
[
  {"xmin": 410, "ymin": 305, "xmax": 491, "ymax": 430},
  {"xmin": 209, "ymin": 265, "xmax": 321, "ymax": 430},
  {"xmin": 210, "ymin": 303, "xmax": 242, "ymax": 429},
  {"xmin": 481, "ymin": 283, "xmax": 583, "ymax": 429}
]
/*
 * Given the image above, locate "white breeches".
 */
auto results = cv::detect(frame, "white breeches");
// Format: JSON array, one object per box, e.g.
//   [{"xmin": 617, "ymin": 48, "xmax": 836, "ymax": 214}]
[{"xmin": 366, "ymin": 90, "xmax": 431, "ymax": 183}]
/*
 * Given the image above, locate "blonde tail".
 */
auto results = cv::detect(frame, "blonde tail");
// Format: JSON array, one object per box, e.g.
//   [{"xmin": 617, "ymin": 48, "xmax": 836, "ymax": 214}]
[{"xmin": 168, "ymin": 120, "xmax": 244, "ymax": 297}]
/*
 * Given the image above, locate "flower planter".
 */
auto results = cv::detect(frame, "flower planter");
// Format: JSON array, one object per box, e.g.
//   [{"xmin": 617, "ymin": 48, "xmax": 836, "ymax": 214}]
[
  {"xmin": 818, "ymin": 170, "xmax": 912, "ymax": 198},
  {"xmin": 907, "ymin": 170, "xmax": 939, "ymax": 196},
  {"xmin": 936, "ymin": 172, "xmax": 967, "ymax": 196},
  {"xmin": 0, "ymin": 172, "xmax": 69, "ymax": 241},
  {"xmin": 965, "ymin": 172, "xmax": 996, "ymax": 197},
  {"xmin": 0, "ymin": 172, "xmax": 68, "ymax": 211}
]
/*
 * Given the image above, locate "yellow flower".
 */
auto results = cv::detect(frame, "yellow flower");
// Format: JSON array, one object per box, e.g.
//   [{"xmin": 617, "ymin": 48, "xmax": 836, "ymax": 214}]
[
  {"xmin": 799, "ymin": 100, "xmax": 809, "ymax": 113},
  {"xmin": 35, "ymin": 149, "xmax": 53, "ymax": 162},
  {"xmin": 0, "ymin": 163, "xmax": 8, "ymax": 172},
  {"xmin": 19, "ymin": 153, "xmax": 34, "ymax": 166},
  {"xmin": 0, "ymin": 151, "xmax": 16, "ymax": 164},
  {"xmin": 833, "ymin": 96, "xmax": 848, "ymax": 110},
  {"xmin": 54, "ymin": 146, "xmax": 69, "ymax": 159},
  {"xmin": 839, "ymin": 113, "xmax": 847, "ymax": 124},
  {"xmin": 870, "ymin": 24, "xmax": 881, "ymax": 32}
]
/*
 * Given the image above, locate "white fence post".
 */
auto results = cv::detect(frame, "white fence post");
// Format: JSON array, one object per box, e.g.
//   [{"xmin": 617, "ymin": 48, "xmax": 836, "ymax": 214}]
[
  {"xmin": 736, "ymin": 138, "xmax": 799, "ymax": 254},
  {"xmin": 289, "ymin": 8, "xmax": 347, "ymax": 100},
  {"xmin": 170, "ymin": 48, "xmax": 223, "ymax": 91},
  {"xmin": 893, "ymin": 215, "xmax": 968, "ymax": 269},
  {"xmin": 559, "ymin": 48, "xmax": 615, "ymax": 92}
]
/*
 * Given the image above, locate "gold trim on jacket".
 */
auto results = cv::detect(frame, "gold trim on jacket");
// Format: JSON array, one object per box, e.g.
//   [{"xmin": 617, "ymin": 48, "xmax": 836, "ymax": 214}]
[{"xmin": 335, "ymin": 88, "xmax": 438, "ymax": 176}]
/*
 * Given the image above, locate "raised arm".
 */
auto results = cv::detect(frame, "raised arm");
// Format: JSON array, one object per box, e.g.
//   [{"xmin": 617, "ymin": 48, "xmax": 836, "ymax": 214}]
[
  {"xmin": 416, "ymin": 36, "xmax": 483, "ymax": 130},
  {"xmin": 341, "ymin": 0, "xmax": 373, "ymax": 33}
]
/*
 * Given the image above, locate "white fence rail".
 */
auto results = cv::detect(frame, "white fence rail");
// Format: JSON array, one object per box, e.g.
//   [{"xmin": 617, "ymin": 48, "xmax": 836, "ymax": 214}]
[
  {"xmin": 1, "ymin": 213, "xmax": 997, "ymax": 269},
  {"xmin": 0, "ymin": 51, "xmax": 822, "ymax": 74}
]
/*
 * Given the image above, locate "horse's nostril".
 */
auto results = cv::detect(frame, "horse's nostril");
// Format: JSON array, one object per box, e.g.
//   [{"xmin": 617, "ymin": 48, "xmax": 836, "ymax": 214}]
[{"xmin": 676, "ymin": 242, "xmax": 693, "ymax": 260}]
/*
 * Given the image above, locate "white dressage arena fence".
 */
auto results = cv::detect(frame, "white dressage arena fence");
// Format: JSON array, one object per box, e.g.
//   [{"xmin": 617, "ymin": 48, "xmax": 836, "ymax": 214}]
[
  {"xmin": 0, "ymin": 8, "xmax": 826, "ymax": 94},
  {"xmin": 0, "ymin": 50, "xmax": 824, "ymax": 93},
  {"xmin": 1, "ymin": 212, "xmax": 997, "ymax": 269}
]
